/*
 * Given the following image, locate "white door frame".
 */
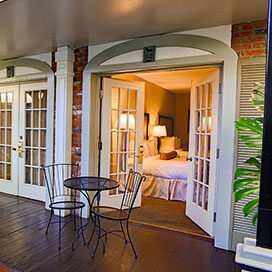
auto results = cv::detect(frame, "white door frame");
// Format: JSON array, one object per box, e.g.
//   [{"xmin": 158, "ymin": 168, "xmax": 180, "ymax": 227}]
[
  {"xmin": 81, "ymin": 33, "xmax": 238, "ymax": 250},
  {"xmin": 0, "ymin": 57, "xmax": 54, "ymax": 208}
]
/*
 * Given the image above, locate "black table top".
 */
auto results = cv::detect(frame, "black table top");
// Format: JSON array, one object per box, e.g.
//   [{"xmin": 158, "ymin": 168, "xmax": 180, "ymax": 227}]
[{"xmin": 64, "ymin": 176, "xmax": 119, "ymax": 191}]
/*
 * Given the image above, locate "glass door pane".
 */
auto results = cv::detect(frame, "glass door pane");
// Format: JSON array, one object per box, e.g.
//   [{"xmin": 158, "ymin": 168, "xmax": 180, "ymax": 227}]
[
  {"xmin": 24, "ymin": 89, "xmax": 47, "ymax": 187},
  {"xmin": 0, "ymin": 92, "xmax": 13, "ymax": 181},
  {"xmin": 192, "ymin": 82, "xmax": 213, "ymax": 210},
  {"xmin": 109, "ymin": 87, "xmax": 137, "ymax": 195}
]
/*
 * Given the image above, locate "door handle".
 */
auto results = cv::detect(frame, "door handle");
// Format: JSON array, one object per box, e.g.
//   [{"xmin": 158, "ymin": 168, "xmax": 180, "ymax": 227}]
[
  {"xmin": 17, "ymin": 140, "xmax": 25, "ymax": 158},
  {"xmin": 186, "ymin": 157, "xmax": 192, "ymax": 162},
  {"xmin": 137, "ymin": 145, "xmax": 144, "ymax": 164}
]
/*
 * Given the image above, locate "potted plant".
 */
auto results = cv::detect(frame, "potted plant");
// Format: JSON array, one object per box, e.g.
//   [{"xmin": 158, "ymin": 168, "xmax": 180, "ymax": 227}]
[{"xmin": 233, "ymin": 82, "xmax": 265, "ymax": 226}]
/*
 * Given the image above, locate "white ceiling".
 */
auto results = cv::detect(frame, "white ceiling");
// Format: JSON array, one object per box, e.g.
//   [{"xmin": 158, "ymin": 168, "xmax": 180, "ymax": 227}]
[
  {"xmin": 136, "ymin": 68, "xmax": 217, "ymax": 94},
  {"xmin": 0, "ymin": 0, "xmax": 268, "ymax": 60}
]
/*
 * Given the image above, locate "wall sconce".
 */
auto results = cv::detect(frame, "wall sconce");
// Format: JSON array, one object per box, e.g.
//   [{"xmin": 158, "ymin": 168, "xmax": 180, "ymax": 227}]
[
  {"xmin": 201, "ymin": 116, "xmax": 212, "ymax": 132},
  {"xmin": 117, "ymin": 114, "xmax": 136, "ymax": 169},
  {"xmin": 119, "ymin": 114, "xmax": 135, "ymax": 130}
]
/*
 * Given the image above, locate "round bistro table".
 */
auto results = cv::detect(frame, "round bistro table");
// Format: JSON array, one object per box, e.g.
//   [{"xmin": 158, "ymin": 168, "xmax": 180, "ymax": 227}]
[{"xmin": 64, "ymin": 176, "xmax": 119, "ymax": 257}]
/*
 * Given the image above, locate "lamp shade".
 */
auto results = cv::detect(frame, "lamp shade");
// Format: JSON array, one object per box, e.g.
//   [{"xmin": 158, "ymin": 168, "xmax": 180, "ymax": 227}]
[
  {"xmin": 119, "ymin": 114, "xmax": 135, "ymax": 130},
  {"xmin": 153, "ymin": 125, "xmax": 167, "ymax": 137}
]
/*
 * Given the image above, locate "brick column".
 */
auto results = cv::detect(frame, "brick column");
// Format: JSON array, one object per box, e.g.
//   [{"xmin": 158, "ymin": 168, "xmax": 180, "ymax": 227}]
[
  {"xmin": 72, "ymin": 47, "xmax": 88, "ymax": 173},
  {"xmin": 232, "ymin": 20, "xmax": 267, "ymax": 59}
]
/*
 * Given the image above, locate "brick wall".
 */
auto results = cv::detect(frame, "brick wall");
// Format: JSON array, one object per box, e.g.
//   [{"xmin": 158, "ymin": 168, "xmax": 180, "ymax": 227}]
[
  {"xmin": 232, "ymin": 20, "xmax": 267, "ymax": 59},
  {"xmin": 71, "ymin": 47, "xmax": 88, "ymax": 171}
]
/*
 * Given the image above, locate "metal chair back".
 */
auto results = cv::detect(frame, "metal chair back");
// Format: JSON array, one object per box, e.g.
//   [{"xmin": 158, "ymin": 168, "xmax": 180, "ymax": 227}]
[
  {"xmin": 41, "ymin": 163, "xmax": 79, "ymax": 204},
  {"xmin": 120, "ymin": 169, "xmax": 146, "ymax": 214}
]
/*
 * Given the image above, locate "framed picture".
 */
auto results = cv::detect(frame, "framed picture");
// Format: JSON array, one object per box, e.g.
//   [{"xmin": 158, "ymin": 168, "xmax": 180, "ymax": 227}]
[
  {"xmin": 159, "ymin": 115, "xmax": 174, "ymax": 137},
  {"xmin": 144, "ymin": 113, "xmax": 150, "ymax": 140}
]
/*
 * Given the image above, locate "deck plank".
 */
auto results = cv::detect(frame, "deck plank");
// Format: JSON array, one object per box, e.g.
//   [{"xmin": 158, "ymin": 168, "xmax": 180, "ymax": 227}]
[{"xmin": 0, "ymin": 193, "xmax": 265, "ymax": 272}]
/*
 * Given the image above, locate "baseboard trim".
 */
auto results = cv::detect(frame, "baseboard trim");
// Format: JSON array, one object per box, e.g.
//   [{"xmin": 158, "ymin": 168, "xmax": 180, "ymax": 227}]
[{"xmin": 0, "ymin": 192, "xmax": 44, "ymax": 204}]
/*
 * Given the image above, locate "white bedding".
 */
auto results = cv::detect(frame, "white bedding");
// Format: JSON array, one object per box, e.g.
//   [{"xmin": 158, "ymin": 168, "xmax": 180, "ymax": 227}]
[
  {"xmin": 142, "ymin": 175, "xmax": 188, "ymax": 201},
  {"xmin": 143, "ymin": 151, "xmax": 189, "ymax": 180}
]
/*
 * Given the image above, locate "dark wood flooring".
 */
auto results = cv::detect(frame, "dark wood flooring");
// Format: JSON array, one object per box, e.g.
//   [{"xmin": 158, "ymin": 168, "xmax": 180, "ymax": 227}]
[{"xmin": 0, "ymin": 193, "xmax": 265, "ymax": 272}]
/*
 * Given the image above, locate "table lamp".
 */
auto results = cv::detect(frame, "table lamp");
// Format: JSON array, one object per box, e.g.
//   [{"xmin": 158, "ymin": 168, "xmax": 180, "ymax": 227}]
[{"xmin": 153, "ymin": 125, "xmax": 167, "ymax": 151}]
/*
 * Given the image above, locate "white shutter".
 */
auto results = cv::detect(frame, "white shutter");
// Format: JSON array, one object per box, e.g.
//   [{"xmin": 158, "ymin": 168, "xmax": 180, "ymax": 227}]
[{"xmin": 231, "ymin": 57, "xmax": 265, "ymax": 250}]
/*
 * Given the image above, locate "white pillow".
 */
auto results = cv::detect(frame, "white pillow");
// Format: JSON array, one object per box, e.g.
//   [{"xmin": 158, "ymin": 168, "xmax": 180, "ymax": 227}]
[
  {"xmin": 176, "ymin": 149, "xmax": 188, "ymax": 158},
  {"xmin": 175, "ymin": 137, "xmax": 182, "ymax": 149},
  {"xmin": 147, "ymin": 138, "xmax": 158, "ymax": 156},
  {"xmin": 161, "ymin": 136, "xmax": 182, "ymax": 149},
  {"xmin": 159, "ymin": 137, "xmax": 175, "ymax": 153},
  {"xmin": 143, "ymin": 140, "xmax": 150, "ymax": 157},
  {"xmin": 143, "ymin": 139, "xmax": 158, "ymax": 157}
]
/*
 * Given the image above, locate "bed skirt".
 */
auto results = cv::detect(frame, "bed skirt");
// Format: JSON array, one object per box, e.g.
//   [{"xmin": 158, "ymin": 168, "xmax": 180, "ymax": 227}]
[{"xmin": 141, "ymin": 175, "xmax": 187, "ymax": 202}]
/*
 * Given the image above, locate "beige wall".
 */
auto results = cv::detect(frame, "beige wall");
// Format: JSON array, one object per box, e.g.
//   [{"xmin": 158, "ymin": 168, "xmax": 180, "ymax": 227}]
[
  {"xmin": 175, "ymin": 93, "xmax": 190, "ymax": 148},
  {"xmin": 112, "ymin": 74, "xmax": 176, "ymax": 138}
]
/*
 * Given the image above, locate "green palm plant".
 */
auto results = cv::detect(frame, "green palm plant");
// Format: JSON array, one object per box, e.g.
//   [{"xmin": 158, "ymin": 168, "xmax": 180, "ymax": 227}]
[{"xmin": 233, "ymin": 82, "xmax": 265, "ymax": 226}]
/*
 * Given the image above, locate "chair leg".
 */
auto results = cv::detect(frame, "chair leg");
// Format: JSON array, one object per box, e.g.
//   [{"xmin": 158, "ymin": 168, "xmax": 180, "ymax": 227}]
[
  {"xmin": 120, "ymin": 221, "xmax": 127, "ymax": 244},
  {"xmin": 88, "ymin": 214, "xmax": 96, "ymax": 246},
  {"xmin": 126, "ymin": 220, "xmax": 137, "ymax": 259},
  {"xmin": 58, "ymin": 210, "xmax": 61, "ymax": 250},
  {"xmin": 80, "ymin": 208, "xmax": 86, "ymax": 245},
  {"xmin": 45, "ymin": 209, "xmax": 53, "ymax": 235}
]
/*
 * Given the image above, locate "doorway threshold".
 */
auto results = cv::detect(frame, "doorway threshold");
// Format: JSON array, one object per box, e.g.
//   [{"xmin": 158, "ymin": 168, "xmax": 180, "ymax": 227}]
[
  {"xmin": 130, "ymin": 196, "xmax": 212, "ymax": 241},
  {"xmin": 130, "ymin": 219, "xmax": 213, "ymax": 242}
]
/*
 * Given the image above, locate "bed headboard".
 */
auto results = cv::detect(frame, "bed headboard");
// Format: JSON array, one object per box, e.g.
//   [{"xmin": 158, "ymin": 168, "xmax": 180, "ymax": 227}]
[
  {"xmin": 159, "ymin": 115, "xmax": 174, "ymax": 137},
  {"xmin": 144, "ymin": 113, "xmax": 150, "ymax": 140}
]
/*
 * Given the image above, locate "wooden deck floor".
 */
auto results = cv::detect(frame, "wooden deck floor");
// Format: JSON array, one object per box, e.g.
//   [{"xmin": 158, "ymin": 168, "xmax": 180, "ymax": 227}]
[{"xmin": 0, "ymin": 193, "xmax": 265, "ymax": 272}]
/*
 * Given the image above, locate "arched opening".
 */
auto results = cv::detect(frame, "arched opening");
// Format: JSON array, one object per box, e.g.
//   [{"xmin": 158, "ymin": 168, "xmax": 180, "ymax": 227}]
[{"xmin": 82, "ymin": 34, "xmax": 238, "ymax": 250}]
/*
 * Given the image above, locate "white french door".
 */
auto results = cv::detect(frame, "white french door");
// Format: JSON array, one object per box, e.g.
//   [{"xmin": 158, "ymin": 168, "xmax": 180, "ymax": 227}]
[
  {"xmin": 18, "ymin": 82, "xmax": 48, "ymax": 201},
  {"xmin": 186, "ymin": 69, "xmax": 219, "ymax": 236},
  {"xmin": 100, "ymin": 78, "xmax": 145, "ymax": 209},
  {"xmin": 0, "ymin": 86, "xmax": 19, "ymax": 195},
  {"xmin": 0, "ymin": 82, "xmax": 49, "ymax": 202}
]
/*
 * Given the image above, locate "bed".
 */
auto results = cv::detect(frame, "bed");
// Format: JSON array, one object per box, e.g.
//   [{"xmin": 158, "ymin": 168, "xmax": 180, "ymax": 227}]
[
  {"xmin": 141, "ymin": 114, "xmax": 189, "ymax": 202},
  {"xmin": 142, "ymin": 150, "xmax": 189, "ymax": 202}
]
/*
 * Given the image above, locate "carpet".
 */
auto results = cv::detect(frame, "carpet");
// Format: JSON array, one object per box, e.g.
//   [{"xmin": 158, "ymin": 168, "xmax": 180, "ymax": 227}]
[
  {"xmin": 130, "ymin": 197, "xmax": 210, "ymax": 237},
  {"xmin": 0, "ymin": 262, "xmax": 21, "ymax": 272}
]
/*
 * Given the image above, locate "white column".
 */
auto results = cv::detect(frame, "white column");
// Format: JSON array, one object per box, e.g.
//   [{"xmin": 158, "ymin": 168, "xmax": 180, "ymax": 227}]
[
  {"xmin": 54, "ymin": 46, "xmax": 74, "ymax": 216},
  {"xmin": 55, "ymin": 46, "xmax": 74, "ymax": 164}
]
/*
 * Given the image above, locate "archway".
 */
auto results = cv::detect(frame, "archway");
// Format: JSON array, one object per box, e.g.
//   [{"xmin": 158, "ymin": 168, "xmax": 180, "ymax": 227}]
[{"xmin": 82, "ymin": 33, "xmax": 238, "ymax": 250}]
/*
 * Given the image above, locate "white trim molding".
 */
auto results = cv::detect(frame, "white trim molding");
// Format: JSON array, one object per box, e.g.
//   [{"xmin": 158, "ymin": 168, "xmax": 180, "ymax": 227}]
[{"xmin": 236, "ymin": 237, "xmax": 272, "ymax": 271}]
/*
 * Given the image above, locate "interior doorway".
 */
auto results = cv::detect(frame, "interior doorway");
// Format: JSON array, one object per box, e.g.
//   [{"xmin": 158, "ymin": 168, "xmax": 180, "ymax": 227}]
[
  {"xmin": 98, "ymin": 65, "xmax": 220, "ymax": 238},
  {"xmin": 0, "ymin": 81, "xmax": 49, "ymax": 202}
]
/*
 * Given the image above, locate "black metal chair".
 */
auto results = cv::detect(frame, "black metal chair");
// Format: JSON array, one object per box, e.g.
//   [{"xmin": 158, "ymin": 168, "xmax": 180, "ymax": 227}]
[
  {"xmin": 41, "ymin": 163, "xmax": 86, "ymax": 250},
  {"xmin": 91, "ymin": 169, "xmax": 146, "ymax": 258}
]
